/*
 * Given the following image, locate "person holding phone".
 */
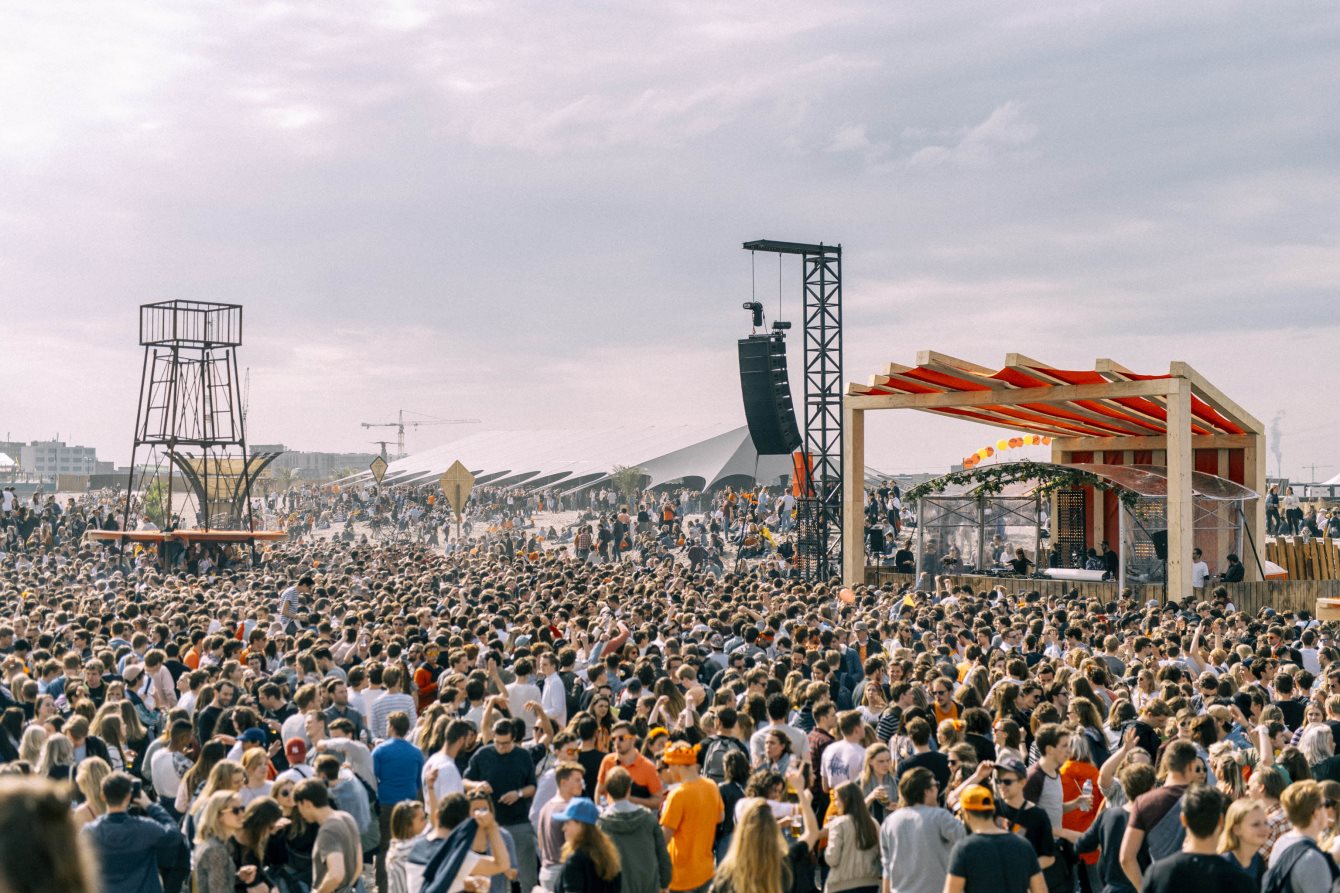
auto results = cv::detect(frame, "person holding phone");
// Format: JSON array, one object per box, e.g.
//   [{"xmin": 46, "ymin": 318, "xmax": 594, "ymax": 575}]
[{"xmin": 81, "ymin": 770, "xmax": 182, "ymax": 893}]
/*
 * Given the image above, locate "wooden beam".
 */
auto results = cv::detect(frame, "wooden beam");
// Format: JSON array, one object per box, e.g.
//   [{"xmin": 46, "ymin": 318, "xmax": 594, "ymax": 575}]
[
  {"xmin": 846, "ymin": 377, "xmax": 1172, "ymax": 411},
  {"xmin": 1243, "ymin": 434, "xmax": 1266, "ymax": 581},
  {"xmin": 1169, "ymin": 361, "xmax": 1265, "ymax": 435},
  {"xmin": 1050, "ymin": 433, "xmax": 1254, "ymax": 452},
  {"xmin": 916, "ymin": 350, "xmax": 997, "ymax": 377},
  {"xmin": 843, "ymin": 404, "xmax": 867, "ymax": 586},
  {"xmin": 1166, "ymin": 378, "xmax": 1194, "ymax": 603},
  {"xmin": 920, "ymin": 405, "xmax": 1126, "ymax": 439}
]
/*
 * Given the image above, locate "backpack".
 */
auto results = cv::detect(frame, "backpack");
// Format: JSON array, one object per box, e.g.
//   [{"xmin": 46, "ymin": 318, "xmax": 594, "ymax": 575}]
[
  {"xmin": 1262, "ymin": 838, "xmax": 1339, "ymax": 893},
  {"xmin": 701, "ymin": 735, "xmax": 747, "ymax": 784}
]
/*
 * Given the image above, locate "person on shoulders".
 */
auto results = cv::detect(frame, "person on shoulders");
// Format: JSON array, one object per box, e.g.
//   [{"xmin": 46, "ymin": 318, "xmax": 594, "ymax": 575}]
[{"xmin": 1140, "ymin": 784, "xmax": 1253, "ymax": 893}]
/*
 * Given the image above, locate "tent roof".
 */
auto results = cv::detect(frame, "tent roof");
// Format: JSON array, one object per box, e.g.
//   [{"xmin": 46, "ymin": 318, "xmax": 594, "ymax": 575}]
[
  {"xmin": 352, "ymin": 425, "xmax": 796, "ymax": 492},
  {"xmin": 847, "ymin": 352, "xmax": 1262, "ymax": 439}
]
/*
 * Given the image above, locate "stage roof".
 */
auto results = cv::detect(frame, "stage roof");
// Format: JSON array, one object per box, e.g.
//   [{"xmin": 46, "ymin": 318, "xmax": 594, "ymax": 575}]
[{"xmin": 846, "ymin": 352, "xmax": 1262, "ymax": 439}]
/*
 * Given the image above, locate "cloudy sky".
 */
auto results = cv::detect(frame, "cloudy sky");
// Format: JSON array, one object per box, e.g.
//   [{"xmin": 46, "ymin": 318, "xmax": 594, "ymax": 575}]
[{"xmin": 4, "ymin": 2, "xmax": 1338, "ymax": 478}]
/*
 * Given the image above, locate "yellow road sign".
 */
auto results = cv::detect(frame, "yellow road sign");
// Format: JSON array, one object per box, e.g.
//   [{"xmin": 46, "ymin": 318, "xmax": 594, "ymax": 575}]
[
  {"xmin": 369, "ymin": 456, "xmax": 388, "ymax": 484},
  {"xmin": 440, "ymin": 460, "xmax": 475, "ymax": 520}
]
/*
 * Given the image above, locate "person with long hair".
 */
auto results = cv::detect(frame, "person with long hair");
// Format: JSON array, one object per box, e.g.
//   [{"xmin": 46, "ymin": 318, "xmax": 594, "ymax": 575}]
[
  {"xmin": 90, "ymin": 711, "xmax": 131, "ymax": 772},
  {"xmin": 17, "ymin": 724, "xmax": 46, "ymax": 766},
  {"xmin": 269, "ymin": 777, "xmax": 318, "ymax": 889},
  {"xmin": 184, "ymin": 759, "xmax": 246, "ymax": 842},
  {"xmin": 194, "ymin": 790, "xmax": 266, "ymax": 893},
  {"xmin": 72, "ymin": 756, "xmax": 111, "ymax": 827},
  {"xmin": 386, "ymin": 800, "xmax": 427, "ymax": 893},
  {"xmin": 822, "ymin": 782, "xmax": 880, "ymax": 893},
  {"xmin": 714, "ymin": 781, "xmax": 821, "ymax": 893},
  {"xmin": 548, "ymin": 797, "xmax": 621, "ymax": 893},
  {"xmin": 858, "ymin": 743, "xmax": 896, "ymax": 824},
  {"xmin": 239, "ymin": 746, "xmax": 273, "ymax": 805},
  {"xmin": 230, "ymin": 795, "xmax": 284, "ymax": 893},
  {"xmin": 177, "ymin": 739, "xmax": 228, "ymax": 814},
  {"xmin": 35, "ymin": 732, "xmax": 73, "ymax": 782},
  {"xmin": 0, "ymin": 776, "xmax": 99, "ymax": 893},
  {"xmin": 1217, "ymin": 798, "xmax": 1268, "ymax": 885}
]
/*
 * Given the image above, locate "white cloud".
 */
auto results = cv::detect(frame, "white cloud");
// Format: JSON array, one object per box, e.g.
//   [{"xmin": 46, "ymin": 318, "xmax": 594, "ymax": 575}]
[{"xmin": 907, "ymin": 100, "xmax": 1038, "ymax": 168}]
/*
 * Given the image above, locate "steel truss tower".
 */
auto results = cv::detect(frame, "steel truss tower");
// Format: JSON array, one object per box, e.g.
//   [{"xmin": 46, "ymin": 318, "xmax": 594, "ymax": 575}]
[
  {"xmin": 124, "ymin": 301, "xmax": 271, "ymax": 532},
  {"xmin": 743, "ymin": 240, "xmax": 843, "ymax": 580}
]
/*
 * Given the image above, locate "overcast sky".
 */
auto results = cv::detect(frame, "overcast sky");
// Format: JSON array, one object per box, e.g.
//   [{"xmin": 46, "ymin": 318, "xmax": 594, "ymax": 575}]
[{"xmin": 4, "ymin": 2, "xmax": 1339, "ymax": 478}]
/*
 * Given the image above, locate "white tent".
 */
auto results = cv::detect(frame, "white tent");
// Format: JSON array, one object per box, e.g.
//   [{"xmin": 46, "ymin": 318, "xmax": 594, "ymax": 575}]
[
  {"xmin": 363, "ymin": 425, "xmax": 796, "ymax": 492},
  {"xmin": 0, "ymin": 453, "xmax": 13, "ymax": 468}
]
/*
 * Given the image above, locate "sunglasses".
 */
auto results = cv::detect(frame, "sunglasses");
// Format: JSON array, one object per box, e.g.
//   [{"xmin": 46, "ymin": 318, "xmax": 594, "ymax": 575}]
[
  {"xmin": 1327, "ymin": 800, "xmax": 1338, "ymax": 809},
  {"xmin": 229, "ymin": 806, "xmax": 245, "ymax": 815},
  {"xmin": 996, "ymin": 777, "xmax": 1019, "ymax": 786}
]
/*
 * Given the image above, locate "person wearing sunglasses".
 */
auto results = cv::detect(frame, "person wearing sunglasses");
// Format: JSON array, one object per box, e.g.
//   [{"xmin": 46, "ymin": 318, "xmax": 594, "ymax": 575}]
[{"xmin": 193, "ymin": 790, "xmax": 266, "ymax": 893}]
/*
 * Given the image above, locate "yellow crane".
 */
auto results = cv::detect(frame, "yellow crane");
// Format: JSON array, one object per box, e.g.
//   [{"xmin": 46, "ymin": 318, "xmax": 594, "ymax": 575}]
[{"xmin": 360, "ymin": 410, "xmax": 479, "ymax": 459}]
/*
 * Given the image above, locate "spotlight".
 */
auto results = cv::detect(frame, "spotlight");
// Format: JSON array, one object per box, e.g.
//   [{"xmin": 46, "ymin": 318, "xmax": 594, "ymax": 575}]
[{"xmin": 742, "ymin": 301, "xmax": 764, "ymax": 327}]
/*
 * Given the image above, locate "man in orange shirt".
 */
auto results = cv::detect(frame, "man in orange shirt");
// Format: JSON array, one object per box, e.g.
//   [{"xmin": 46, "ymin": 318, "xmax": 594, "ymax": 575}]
[
  {"xmin": 596, "ymin": 720, "xmax": 663, "ymax": 809},
  {"xmin": 660, "ymin": 741, "xmax": 723, "ymax": 893}
]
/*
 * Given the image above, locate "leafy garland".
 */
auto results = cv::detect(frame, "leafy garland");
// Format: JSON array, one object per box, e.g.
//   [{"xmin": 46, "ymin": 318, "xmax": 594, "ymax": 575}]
[{"xmin": 905, "ymin": 459, "xmax": 1140, "ymax": 508}]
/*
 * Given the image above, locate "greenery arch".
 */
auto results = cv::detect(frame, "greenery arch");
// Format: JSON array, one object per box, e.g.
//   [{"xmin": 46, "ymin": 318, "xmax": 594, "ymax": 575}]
[{"xmin": 904, "ymin": 460, "xmax": 1139, "ymax": 507}]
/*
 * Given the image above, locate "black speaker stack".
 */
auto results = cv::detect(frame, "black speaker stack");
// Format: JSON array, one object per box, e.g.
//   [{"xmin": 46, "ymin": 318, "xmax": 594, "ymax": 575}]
[{"xmin": 738, "ymin": 333, "xmax": 802, "ymax": 455}]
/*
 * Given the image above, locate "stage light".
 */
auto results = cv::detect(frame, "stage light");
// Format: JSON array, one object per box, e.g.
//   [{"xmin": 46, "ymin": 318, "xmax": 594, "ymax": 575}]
[{"xmin": 742, "ymin": 301, "xmax": 764, "ymax": 327}]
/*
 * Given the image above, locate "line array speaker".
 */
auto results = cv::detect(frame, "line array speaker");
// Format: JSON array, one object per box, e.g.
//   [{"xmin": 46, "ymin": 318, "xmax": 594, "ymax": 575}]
[{"xmin": 738, "ymin": 334, "xmax": 802, "ymax": 455}]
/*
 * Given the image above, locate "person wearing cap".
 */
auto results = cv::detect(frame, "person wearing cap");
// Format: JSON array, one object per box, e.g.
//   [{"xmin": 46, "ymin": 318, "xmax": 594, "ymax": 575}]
[
  {"xmin": 993, "ymin": 757, "xmax": 1058, "ymax": 880},
  {"xmin": 945, "ymin": 784, "xmax": 1044, "ymax": 893},
  {"xmin": 276, "ymin": 738, "xmax": 315, "ymax": 784},
  {"xmin": 552, "ymin": 797, "xmax": 622, "ymax": 893},
  {"xmin": 659, "ymin": 740, "xmax": 722, "ymax": 893}
]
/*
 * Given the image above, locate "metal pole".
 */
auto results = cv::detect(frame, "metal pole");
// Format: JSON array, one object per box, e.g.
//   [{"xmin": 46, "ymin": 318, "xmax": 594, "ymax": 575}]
[{"xmin": 1118, "ymin": 502, "xmax": 1128, "ymax": 593}]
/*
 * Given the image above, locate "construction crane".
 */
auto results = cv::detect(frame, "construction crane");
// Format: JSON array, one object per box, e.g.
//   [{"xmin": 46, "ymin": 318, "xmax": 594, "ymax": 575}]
[{"xmin": 360, "ymin": 410, "xmax": 480, "ymax": 459}]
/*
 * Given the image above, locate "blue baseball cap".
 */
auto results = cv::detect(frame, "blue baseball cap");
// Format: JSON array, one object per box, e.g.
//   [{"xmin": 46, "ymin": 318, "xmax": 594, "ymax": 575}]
[
  {"xmin": 240, "ymin": 728, "xmax": 267, "ymax": 744},
  {"xmin": 553, "ymin": 797, "xmax": 599, "ymax": 825}
]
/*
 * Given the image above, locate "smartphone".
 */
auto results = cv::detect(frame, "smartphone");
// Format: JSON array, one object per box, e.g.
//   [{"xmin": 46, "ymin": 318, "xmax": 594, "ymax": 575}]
[{"xmin": 131, "ymin": 779, "xmax": 143, "ymax": 800}]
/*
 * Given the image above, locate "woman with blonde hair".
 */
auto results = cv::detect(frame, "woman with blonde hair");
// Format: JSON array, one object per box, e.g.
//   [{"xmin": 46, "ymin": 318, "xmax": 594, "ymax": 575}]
[
  {"xmin": 193, "ymin": 790, "xmax": 265, "ymax": 893},
  {"xmin": 18, "ymin": 724, "xmax": 47, "ymax": 765},
  {"xmin": 823, "ymin": 782, "xmax": 881, "ymax": 893},
  {"xmin": 238, "ymin": 747, "xmax": 272, "ymax": 806},
  {"xmin": 0, "ymin": 776, "xmax": 99, "ymax": 893},
  {"xmin": 1217, "ymin": 797, "xmax": 1268, "ymax": 884},
  {"xmin": 72, "ymin": 757, "xmax": 111, "ymax": 827},
  {"xmin": 36, "ymin": 732, "xmax": 74, "ymax": 782},
  {"xmin": 184, "ymin": 759, "xmax": 246, "ymax": 841},
  {"xmin": 715, "ymin": 797, "xmax": 793, "ymax": 893}
]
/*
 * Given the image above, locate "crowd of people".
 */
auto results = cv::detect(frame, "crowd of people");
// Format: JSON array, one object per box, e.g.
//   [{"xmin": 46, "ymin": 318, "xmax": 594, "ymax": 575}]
[{"xmin": 0, "ymin": 481, "xmax": 1339, "ymax": 893}]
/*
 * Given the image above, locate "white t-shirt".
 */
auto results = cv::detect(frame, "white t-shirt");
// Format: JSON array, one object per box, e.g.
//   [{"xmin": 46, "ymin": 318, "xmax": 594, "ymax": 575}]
[
  {"xmin": 1191, "ymin": 561, "xmax": 1210, "ymax": 588},
  {"xmin": 822, "ymin": 740, "xmax": 867, "ymax": 790},
  {"xmin": 422, "ymin": 751, "xmax": 463, "ymax": 802}
]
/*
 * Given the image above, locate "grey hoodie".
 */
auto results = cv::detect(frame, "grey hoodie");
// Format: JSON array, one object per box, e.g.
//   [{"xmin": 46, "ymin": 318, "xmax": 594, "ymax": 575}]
[{"xmin": 599, "ymin": 804, "xmax": 673, "ymax": 893}]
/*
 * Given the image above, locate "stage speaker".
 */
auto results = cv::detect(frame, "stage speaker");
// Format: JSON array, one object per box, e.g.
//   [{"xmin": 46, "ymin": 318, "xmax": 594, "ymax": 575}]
[
  {"xmin": 738, "ymin": 334, "xmax": 802, "ymax": 455},
  {"xmin": 1151, "ymin": 529, "xmax": 1168, "ymax": 561}
]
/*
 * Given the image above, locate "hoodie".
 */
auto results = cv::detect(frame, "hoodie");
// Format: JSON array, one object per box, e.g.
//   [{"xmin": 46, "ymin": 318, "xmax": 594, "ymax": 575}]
[{"xmin": 598, "ymin": 804, "xmax": 672, "ymax": 893}]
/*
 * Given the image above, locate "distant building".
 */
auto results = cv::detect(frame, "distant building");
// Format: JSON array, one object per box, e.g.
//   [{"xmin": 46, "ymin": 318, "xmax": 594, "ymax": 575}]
[
  {"xmin": 12, "ymin": 440, "xmax": 113, "ymax": 477},
  {"xmin": 251, "ymin": 444, "xmax": 378, "ymax": 481}
]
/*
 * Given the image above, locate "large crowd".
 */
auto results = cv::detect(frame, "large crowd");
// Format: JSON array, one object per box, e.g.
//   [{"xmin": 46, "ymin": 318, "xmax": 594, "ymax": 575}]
[{"xmin": 0, "ymin": 481, "xmax": 1339, "ymax": 893}]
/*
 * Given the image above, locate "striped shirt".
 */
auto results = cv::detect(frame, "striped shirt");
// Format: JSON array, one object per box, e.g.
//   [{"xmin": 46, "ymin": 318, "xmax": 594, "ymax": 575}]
[{"xmin": 370, "ymin": 692, "xmax": 417, "ymax": 741}]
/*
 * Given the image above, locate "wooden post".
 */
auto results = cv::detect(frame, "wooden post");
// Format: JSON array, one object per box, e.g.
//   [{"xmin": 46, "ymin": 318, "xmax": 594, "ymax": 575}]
[
  {"xmin": 1242, "ymin": 439, "xmax": 1267, "ymax": 581},
  {"xmin": 843, "ymin": 403, "xmax": 866, "ymax": 585},
  {"xmin": 1166, "ymin": 377, "xmax": 1194, "ymax": 602}
]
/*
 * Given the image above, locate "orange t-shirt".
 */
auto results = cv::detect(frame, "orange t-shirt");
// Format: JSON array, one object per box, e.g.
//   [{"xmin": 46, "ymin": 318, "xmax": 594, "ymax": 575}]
[
  {"xmin": 660, "ymin": 776, "xmax": 724, "ymax": 891},
  {"xmin": 597, "ymin": 752, "xmax": 662, "ymax": 802},
  {"xmin": 1060, "ymin": 759, "xmax": 1103, "ymax": 865}
]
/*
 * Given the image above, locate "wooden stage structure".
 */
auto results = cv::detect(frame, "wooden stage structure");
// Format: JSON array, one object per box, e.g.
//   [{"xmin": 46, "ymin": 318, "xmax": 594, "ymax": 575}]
[{"xmin": 843, "ymin": 354, "xmax": 1266, "ymax": 601}]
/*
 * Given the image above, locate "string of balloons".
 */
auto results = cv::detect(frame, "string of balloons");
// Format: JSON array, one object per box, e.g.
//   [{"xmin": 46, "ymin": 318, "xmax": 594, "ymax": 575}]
[{"xmin": 962, "ymin": 434, "xmax": 1052, "ymax": 468}]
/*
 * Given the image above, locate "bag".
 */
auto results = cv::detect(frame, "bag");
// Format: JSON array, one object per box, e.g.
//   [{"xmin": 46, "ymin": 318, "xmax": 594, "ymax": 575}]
[
  {"xmin": 1262, "ymin": 838, "xmax": 1338, "ymax": 893},
  {"xmin": 701, "ymin": 735, "xmax": 746, "ymax": 783}
]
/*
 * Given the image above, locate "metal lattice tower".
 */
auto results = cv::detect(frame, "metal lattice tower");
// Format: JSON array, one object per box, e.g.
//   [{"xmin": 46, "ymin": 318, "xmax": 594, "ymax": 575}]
[
  {"xmin": 124, "ymin": 301, "xmax": 271, "ymax": 531},
  {"xmin": 743, "ymin": 240, "xmax": 843, "ymax": 579}
]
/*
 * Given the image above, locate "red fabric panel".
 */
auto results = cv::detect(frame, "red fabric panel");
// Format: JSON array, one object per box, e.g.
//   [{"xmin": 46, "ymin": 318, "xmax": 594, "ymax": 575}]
[
  {"xmin": 1228, "ymin": 449, "xmax": 1245, "ymax": 485},
  {"xmin": 902, "ymin": 367, "xmax": 991, "ymax": 391},
  {"xmin": 1133, "ymin": 450, "xmax": 1154, "ymax": 465},
  {"xmin": 1194, "ymin": 450, "xmax": 1218, "ymax": 475}
]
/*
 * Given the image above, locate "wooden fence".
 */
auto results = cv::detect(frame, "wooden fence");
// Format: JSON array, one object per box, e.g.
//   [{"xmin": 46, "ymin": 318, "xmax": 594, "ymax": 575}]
[
  {"xmin": 1266, "ymin": 537, "xmax": 1340, "ymax": 580},
  {"xmin": 864, "ymin": 568, "xmax": 1340, "ymax": 616}
]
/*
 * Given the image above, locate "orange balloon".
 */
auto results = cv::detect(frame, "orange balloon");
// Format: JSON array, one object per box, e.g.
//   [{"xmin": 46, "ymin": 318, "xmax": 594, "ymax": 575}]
[
  {"xmin": 985, "ymin": 446, "xmax": 995, "ymax": 457},
  {"xmin": 1009, "ymin": 437, "xmax": 1023, "ymax": 448},
  {"xmin": 1042, "ymin": 436, "xmax": 1052, "ymax": 445}
]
